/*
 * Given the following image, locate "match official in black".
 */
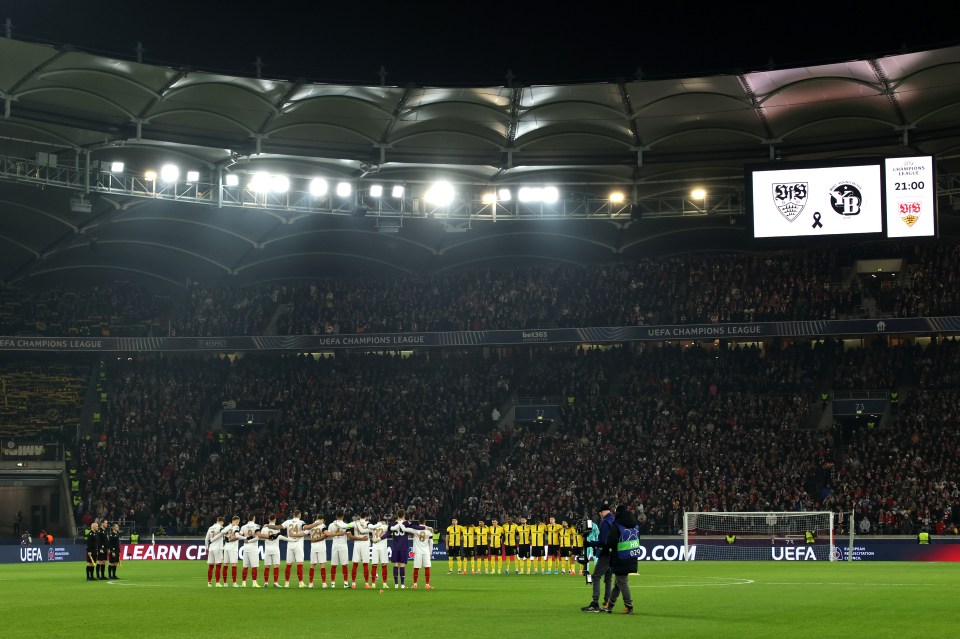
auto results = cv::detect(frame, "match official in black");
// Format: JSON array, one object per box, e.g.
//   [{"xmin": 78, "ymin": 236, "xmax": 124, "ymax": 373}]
[
  {"xmin": 107, "ymin": 523, "xmax": 121, "ymax": 579},
  {"xmin": 96, "ymin": 518, "xmax": 109, "ymax": 579},
  {"xmin": 86, "ymin": 521, "xmax": 99, "ymax": 581}
]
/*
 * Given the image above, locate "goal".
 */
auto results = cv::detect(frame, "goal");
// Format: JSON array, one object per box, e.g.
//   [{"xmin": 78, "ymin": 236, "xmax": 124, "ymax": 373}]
[{"xmin": 683, "ymin": 511, "xmax": 851, "ymax": 561}]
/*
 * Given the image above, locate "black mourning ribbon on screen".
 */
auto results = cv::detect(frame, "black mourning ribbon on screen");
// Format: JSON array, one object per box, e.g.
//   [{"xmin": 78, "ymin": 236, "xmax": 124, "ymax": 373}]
[{"xmin": 812, "ymin": 212, "xmax": 823, "ymax": 229}]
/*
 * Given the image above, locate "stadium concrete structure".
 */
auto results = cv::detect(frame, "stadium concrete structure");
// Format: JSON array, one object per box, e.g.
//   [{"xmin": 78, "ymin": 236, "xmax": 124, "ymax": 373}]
[
  {"xmin": 2, "ymin": 35, "xmax": 960, "ymax": 546},
  {"xmin": 0, "ymin": 36, "xmax": 959, "ymax": 286}
]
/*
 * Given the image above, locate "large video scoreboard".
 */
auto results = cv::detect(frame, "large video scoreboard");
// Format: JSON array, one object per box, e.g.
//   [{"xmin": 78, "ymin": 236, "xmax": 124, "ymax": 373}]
[{"xmin": 748, "ymin": 156, "xmax": 936, "ymax": 240}]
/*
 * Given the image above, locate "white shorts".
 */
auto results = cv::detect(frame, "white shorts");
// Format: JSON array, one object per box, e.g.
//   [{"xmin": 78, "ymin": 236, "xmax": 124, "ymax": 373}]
[
  {"xmin": 370, "ymin": 544, "xmax": 389, "ymax": 564},
  {"xmin": 329, "ymin": 544, "xmax": 349, "ymax": 566},
  {"xmin": 242, "ymin": 546, "xmax": 259, "ymax": 568},
  {"xmin": 310, "ymin": 543, "xmax": 327, "ymax": 564},
  {"xmin": 223, "ymin": 547, "xmax": 239, "ymax": 564},
  {"xmin": 207, "ymin": 548, "xmax": 223, "ymax": 565},
  {"xmin": 413, "ymin": 552, "xmax": 431, "ymax": 569},
  {"xmin": 351, "ymin": 541, "xmax": 371, "ymax": 563},
  {"xmin": 286, "ymin": 544, "xmax": 304, "ymax": 563},
  {"xmin": 264, "ymin": 550, "xmax": 281, "ymax": 566}
]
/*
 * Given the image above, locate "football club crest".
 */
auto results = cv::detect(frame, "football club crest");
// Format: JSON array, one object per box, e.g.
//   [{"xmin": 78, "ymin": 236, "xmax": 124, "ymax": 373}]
[
  {"xmin": 898, "ymin": 201, "xmax": 921, "ymax": 227},
  {"xmin": 829, "ymin": 182, "xmax": 863, "ymax": 216},
  {"xmin": 772, "ymin": 183, "xmax": 808, "ymax": 222}
]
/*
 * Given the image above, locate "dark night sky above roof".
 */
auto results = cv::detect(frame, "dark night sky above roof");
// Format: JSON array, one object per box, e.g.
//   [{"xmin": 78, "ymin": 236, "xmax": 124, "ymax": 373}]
[{"xmin": 6, "ymin": 1, "xmax": 960, "ymax": 85}]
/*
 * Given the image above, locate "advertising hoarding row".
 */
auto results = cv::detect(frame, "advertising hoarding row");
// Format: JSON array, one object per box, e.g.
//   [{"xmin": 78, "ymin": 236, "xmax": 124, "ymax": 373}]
[{"xmin": 5, "ymin": 538, "xmax": 959, "ymax": 564}]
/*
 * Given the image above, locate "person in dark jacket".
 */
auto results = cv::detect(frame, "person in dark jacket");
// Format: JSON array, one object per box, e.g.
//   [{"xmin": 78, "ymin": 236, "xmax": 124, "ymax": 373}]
[
  {"xmin": 581, "ymin": 502, "xmax": 615, "ymax": 612},
  {"xmin": 602, "ymin": 504, "xmax": 639, "ymax": 615}
]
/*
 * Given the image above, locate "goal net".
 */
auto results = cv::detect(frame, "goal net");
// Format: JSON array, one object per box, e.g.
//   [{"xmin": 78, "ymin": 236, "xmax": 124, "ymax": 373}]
[{"xmin": 683, "ymin": 511, "xmax": 847, "ymax": 561}]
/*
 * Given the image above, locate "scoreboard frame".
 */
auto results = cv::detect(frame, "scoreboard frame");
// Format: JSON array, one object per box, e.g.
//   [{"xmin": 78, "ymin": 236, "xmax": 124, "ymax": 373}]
[{"xmin": 746, "ymin": 155, "xmax": 937, "ymax": 241}]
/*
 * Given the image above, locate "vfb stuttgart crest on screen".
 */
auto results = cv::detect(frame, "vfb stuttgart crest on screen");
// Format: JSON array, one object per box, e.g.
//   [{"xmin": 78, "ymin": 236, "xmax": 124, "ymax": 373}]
[{"xmin": 772, "ymin": 183, "xmax": 808, "ymax": 222}]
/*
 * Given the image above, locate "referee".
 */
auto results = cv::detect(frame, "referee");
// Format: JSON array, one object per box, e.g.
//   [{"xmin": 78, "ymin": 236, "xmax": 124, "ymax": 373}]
[
  {"xmin": 107, "ymin": 523, "xmax": 121, "ymax": 579},
  {"xmin": 96, "ymin": 519, "xmax": 109, "ymax": 579},
  {"xmin": 85, "ymin": 522, "xmax": 99, "ymax": 581}
]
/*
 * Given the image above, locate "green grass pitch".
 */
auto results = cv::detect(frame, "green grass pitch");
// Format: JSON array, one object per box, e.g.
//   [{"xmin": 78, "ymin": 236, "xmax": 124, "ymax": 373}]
[{"xmin": 4, "ymin": 561, "xmax": 958, "ymax": 638}]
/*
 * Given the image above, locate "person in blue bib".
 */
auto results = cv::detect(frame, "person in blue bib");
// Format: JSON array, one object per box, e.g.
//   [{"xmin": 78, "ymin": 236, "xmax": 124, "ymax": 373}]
[{"xmin": 602, "ymin": 504, "xmax": 640, "ymax": 615}]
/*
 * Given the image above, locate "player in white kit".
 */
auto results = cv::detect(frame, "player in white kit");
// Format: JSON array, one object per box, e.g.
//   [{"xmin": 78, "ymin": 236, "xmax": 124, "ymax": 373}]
[
  {"xmin": 326, "ymin": 511, "xmax": 352, "ymax": 588},
  {"xmin": 220, "ymin": 515, "xmax": 242, "ymax": 587},
  {"xmin": 257, "ymin": 514, "xmax": 284, "ymax": 588},
  {"xmin": 307, "ymin": 517, "xmax": 330, "ymax": 588},
  {"xmin": 239, "ymin": 515, "xmax": 261, "ymax": 587},
  {"xmin": 281, "ymin": 509, "xmax": 311, "ymax": 588},
  {"xmin": 402, "ymin": 518, "xmax": 435, "ymax": 589},
  {"xmin": 349, "ymin": 513, "xmax": 373, "ymax": 589},
  {"xmin": 205, "ymin": 516, "xmax": 226, "ymax": 587},
  {"xmin": 367, "ymin": 515, "xmax": 391, "ymax": 588}
]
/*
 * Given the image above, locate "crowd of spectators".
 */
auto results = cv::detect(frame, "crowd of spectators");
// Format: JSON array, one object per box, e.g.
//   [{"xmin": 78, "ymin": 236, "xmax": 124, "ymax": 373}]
[
  {"xmin": 2, "ymin": 241, "xmax": 959, "ymax": 339},
  {"xmin": 76, "ymin": 351, "xmax": 512, "ymax": 533},
  {"xmin": 71, "ymin": 338, "xmax": 960, "ymax": 537},
  {"xmin": 3, "ymin": 237, "xmax": 953, "ymax": 537}
]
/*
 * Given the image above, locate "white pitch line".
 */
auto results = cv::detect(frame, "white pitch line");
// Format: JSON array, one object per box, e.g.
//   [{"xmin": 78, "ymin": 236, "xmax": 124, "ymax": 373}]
[
  {"xmin": 760, "ymin": 582, "xmax": 949, "ymax": 587},
  {"xmin": 106, "ymin": 580, "xmax": 166, "ymax": 587}
]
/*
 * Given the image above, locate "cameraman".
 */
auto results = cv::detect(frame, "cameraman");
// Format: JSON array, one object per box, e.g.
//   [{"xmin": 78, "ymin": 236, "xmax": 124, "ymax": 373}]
[{"xmin": 580, "ymin": 502, "xmax": 615, "ymax": 612}]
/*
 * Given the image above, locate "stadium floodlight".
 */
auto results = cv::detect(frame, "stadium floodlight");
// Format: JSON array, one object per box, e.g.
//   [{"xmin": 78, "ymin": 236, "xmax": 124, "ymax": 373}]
[
  {"xmin": 609, "ymin": 191, "xmax": 625, "ymax": 203},
  {"xmin": 224, "ymin": 173, "xmax": 239, "ymax": 187},
  {"xmin": 542, "ymin": 186, "xmax": 559, "ymax": 203},
  {"xmin": 369, "ymin": 184, "xmax": 383, "ymax": 197},
  {"xmin": 482, "ymin": 192, "xmax": 497, "ymax": 205},
  {"xmin": 309, "ymin": 178, "xmax": 328, "ymax": 196},
  {"xmin": 498, "ymin": 188, "xmax": 512, "ymax": 202},
  {"xmin": 186, "ymin": 170, "xmax": 200, "ymax": 183},
  {"xmin": 144, "ymin": 170, "xmax": 157, "ymax": 182},
  {"xmin": 271, "ymin": 175, "xmax": 290, "ymax": 193},
  {"xmin": 518, "ymin": 187, "xmax": 539, "ymax": 202},
  {"xmin": 425, "ymin": 181, "xmax": 455, "ymax": 206},
  {"xmin": 159, "ymin": 164, "xmax": 180, "ymax": 183},
  {"xmin": 248, "ymin": 171, "xmax": 271, "ymax": 192},
  {"xmin": 691, "ymin": 187, "xmax": 707, "ymax": 199},
  {"xmin": 391, "ymin": 185, "xmax": 405, "ymax": 198},
  {"xmin": 110, "ymin": 162, "xmax": 124, "ymax": 173},
  {"xmin": 336, "ymin": 181, "xmax": 352, "ymax": 197}
]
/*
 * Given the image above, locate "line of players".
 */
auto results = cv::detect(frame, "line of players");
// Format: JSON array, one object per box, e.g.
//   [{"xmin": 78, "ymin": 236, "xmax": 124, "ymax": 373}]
[
  {"xmin": 444, "ymin": 515, "xmax": 586, "ymax": 575},
  {"xmin": 204, "ymin": 509, "xmax": 436, "ymax": 590},
  {"xmin": 85, "ymin": 518, "xmax": 122, "ymax": 581}
]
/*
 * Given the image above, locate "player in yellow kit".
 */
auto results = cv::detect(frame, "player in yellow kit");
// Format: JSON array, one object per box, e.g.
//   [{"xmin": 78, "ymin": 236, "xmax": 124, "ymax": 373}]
[
  {"xmin": 501, "ymin": 516, "xmax": 519, "ymax": 574},
  {"xmin": 530, "ymin": 517, "xmax": 546, "ymax": 574},
  {"xmin": 464, "ymin": 520, "xmax": 478, "ymax": 574},
  {"xmin": 545, "ymin": 516, "xmax": 563, "ymax": 574},
  {"xmin": 572, "ymin": 523, "xmax": 586, "ymax": 575},
  {"xmin": 517, "ymin": 516, "xmax": 532, "ymax": 574},
  {"xmin": 474, "ymin": 519, "xmax": 490, "ymax": 574},
  {"xmin": 488, "ymin": 518, "xmax": 504, "ymax": 575},
  {"xmin": 445, "ymin": 518, "xmax": 466, "ymax": 574},
  {"xmin": 560, "ymin": 519, "xmax": 576, "ymax": 574}
]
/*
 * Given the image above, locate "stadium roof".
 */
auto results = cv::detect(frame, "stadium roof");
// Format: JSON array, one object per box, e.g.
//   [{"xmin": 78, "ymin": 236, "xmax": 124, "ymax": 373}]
[{"xmin": 1, "ymin": 37, "xmax": 960, "ymax": 287}]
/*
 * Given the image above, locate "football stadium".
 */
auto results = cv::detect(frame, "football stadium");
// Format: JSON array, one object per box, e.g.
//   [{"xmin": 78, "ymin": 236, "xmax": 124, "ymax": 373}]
[{"xmin": 1, "ymin": 8, "xmax": 960, "ymax": 639}]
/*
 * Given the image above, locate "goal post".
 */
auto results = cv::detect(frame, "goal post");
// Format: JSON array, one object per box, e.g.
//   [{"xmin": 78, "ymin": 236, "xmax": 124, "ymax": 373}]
[{"xmin": 683, "ymin": 511, "xmax": 851, "ymax": 561}]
